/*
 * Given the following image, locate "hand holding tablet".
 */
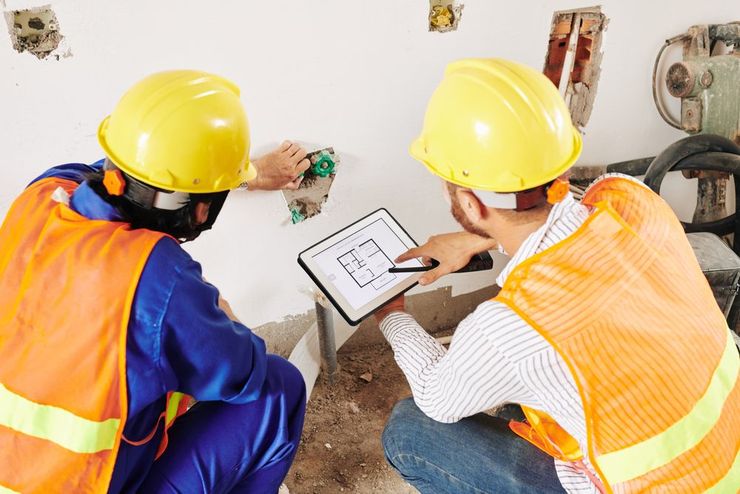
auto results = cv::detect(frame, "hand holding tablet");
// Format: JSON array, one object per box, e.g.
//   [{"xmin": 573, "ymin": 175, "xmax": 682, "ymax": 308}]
[
  {"xmin": 298, "ymin": 209, "xmax": 424, "ymax": 325},
  {"xmin": 298, "ymin": 209, "xmax": 494, "ymax": 325}
]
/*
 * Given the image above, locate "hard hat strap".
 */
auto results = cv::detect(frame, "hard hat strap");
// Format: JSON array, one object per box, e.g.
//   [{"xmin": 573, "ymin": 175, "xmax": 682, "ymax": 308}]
[
  {"xmin": 122, "ymin": 174, "xmax": 190, "ymax": 211},
  {"xmin": 474, "ymin": 183, "xmax": 551, "ymax": 211},
  {"xmin": 152, "ymin": 190, "xmax": 190, "ymax": 211},
  {"xmin": 103, "ymin": 160, "xmax": 190, "ymax": 211}
]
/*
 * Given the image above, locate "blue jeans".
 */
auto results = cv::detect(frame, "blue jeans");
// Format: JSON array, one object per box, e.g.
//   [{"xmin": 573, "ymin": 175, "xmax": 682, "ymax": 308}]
[
  {"xmin": 382, "ymin": 398, "xmax": 565, "ymax": 494},
  {"xmin": 136, "ymin": 355, "xmax": 306, "ymax": 493}
]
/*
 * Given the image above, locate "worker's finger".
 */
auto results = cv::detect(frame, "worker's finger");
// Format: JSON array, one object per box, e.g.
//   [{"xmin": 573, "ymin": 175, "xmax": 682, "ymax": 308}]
[
  {"xmin": 395, "ymin": 247, "xmax": 423, "ymax": 264},
  {"xmin": 419, "ymin": 265, "xmax": 452, "ymax": 286},
  {"xmin": 285, "ymin": 142, "xmax": 302, "ymax": 157},
  {"xmin": 295, "ymin": 158, "xmax": 310, "ymax": 174},
  {"xmin": 288, "ymin": 148, "xmax": 308, "ymax": 167},
  {"xmin": 279, "ymin": 140, "xmax": 292, "ymax": 152}
]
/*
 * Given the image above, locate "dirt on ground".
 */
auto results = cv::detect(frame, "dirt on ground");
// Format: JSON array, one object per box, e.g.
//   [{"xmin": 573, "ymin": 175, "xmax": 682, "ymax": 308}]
[{"xmin": 285, "ymin": 342, "xmax": 418, "ymax": 494}]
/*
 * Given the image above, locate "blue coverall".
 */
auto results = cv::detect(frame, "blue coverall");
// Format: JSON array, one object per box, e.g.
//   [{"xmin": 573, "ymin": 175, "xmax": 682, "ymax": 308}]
[{"xmin": 33, "ymin": 162, "xmax": 307, "ymax": 494}]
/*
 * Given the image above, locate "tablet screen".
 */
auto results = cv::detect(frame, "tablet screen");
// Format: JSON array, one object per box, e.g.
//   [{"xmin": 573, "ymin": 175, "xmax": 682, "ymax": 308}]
[
  {"xmin": 312, "ymin": 217, "xmax": 420, "ymax": 310},
  {"xmin": 298, "ymin": 209, "xmax": 425, "ymax": 324}
]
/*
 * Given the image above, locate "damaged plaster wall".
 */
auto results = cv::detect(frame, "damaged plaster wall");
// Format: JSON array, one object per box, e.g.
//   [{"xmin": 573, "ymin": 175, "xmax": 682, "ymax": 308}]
[
  {"xmin": 544, "ymin": 6, "xmax": 608, "ymax": 129},
  {"xmin": 1, "ymin": 0, "xmax": 737, "ymax": 332},
  {"xmin": 4, "ymin": 4, "xmax": 69, "ymax": 59},
  {"xmin": 429, "ymin": 0, "xmax": 464, "ymax": 33}
]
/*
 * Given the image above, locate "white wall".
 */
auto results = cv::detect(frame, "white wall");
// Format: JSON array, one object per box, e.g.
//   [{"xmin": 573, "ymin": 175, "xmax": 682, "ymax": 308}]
[{"xmin": 1, "ymin": 0, "xmax": 737, "ymax": 327}]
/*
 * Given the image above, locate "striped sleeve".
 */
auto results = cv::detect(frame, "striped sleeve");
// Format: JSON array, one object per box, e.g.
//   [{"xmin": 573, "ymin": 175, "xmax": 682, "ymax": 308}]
[{"xmin": 379, "ymin": 307, "xmax": 534, "ymax": 423}]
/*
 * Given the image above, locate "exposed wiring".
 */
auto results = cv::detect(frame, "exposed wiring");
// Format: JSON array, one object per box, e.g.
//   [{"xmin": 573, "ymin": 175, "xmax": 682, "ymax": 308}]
[{"xmin": 652, "ymin": 34, "xmax": 689, "ymax": 130}]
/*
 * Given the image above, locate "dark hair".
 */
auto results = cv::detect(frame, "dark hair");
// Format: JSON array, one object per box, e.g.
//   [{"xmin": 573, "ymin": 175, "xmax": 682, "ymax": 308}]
[{"xmin": 86, "ymin": 166, "xmax": 229, "ymax": 242}]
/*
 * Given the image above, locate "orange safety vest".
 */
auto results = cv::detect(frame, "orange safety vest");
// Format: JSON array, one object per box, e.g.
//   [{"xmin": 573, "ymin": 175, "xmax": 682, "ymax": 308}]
[
  {"xmin": 0, "ymin": 178, "xmax": 190, "ymax": 493},
  {"xmin": 497, "ymin": 176, "xmax": 739, "ymax": 493}
]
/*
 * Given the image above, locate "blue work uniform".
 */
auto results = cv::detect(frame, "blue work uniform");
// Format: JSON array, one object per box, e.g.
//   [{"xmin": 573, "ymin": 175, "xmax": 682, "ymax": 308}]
[{"xmin": 32, "ymin": 162, "xmax": 306, "ymax": 494}]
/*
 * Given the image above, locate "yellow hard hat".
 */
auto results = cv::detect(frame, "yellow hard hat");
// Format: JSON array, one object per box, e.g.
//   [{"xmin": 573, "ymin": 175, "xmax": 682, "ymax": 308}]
[
  {"xmin": 410, "ymin": 58, "xmax": 582, "ymax": 193},
  {"xmin": 98, "ymin": 70, "xmax": 256, "ymax": 194}
]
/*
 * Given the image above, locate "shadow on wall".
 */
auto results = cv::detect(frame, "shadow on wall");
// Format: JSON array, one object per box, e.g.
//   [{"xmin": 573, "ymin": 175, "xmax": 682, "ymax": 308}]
[{"xmin": 3, "ymin": 4, "xmax": 70, "ymax": 60}]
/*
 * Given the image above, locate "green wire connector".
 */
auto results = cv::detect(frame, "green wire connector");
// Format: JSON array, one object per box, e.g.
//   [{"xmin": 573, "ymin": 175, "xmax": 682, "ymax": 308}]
[
  {"xmin": 290, "ymin": 207, "xmax": 306, "ymax": 224},
  {"xmin": 311, "ymin": 150, "xmax": 336, "ymax": 177}
]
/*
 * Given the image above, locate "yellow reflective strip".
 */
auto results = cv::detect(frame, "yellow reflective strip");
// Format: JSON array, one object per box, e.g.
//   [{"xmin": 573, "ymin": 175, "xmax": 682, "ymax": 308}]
[
  {"xmin": 0, "ymin": 382, "xmax": 120, "ymax": 454},
  {"xmin": 705, "ymin": 449, "xmax": 740, "ymax": 494},
  {"xmin": 0, "ymin": 484, "xmax": 21, "ymax": 494},
  {"xmin": 597, "ymin": 331, "xmax": 739, "ymax": 484},
  {"xmin": 165, "ymin": 392, "xmax": 186, "ymax": 425}
]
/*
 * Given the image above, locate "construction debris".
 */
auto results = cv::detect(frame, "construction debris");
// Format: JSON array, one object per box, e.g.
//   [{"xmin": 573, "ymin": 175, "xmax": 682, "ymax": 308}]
[{"xmin": 429, "ymin": 0, "xmax": 463, "ymax": 33}]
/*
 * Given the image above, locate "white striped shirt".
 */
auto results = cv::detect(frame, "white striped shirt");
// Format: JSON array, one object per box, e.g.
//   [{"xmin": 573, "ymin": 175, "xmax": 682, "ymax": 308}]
[{"xmin": 380, "ymin": 191, "xmax": 603, "ymax": 493}]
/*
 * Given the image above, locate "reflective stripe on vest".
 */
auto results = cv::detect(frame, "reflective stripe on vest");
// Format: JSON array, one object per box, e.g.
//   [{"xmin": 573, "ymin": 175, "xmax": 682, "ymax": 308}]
[
  {"xmin": 596, "ymin": 331, "xmax": 738, "ymax": 485},
  {"xmin": 496, "ymin": 176, "xmax": 740, "ymax": 492},
  {"xmin": 0, "ymin": 382, "xmax": 120, "ymax": 454},
  {"xmin": 166, "ymin": 392, "xmax": 188, "ymax": 426}
]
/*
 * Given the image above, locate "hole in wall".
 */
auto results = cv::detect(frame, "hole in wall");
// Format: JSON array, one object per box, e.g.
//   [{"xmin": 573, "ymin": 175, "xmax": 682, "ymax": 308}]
[
  {"xmin": 282, "ymin": 147, "xmax": 340, "ymax": 224},
  {"xmin": 4, "ymin": 4, "xmax": 67, "ymax": 60},
  {"xmin": 428, "ymin": 0, "xmax": 464, "ymax": 33},
  {"xmin": 543, "ymin": 6, "xmax": 608, "ymax": 129}
]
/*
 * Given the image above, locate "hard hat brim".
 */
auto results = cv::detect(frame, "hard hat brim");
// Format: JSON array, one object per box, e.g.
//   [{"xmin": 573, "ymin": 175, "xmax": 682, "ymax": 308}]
[
  {"xmin": 409, "ymin": 128, "xmax": 583, "ymax": 193},
  {"xmin": 243, "ymin": 161, "xmax": 258, "ymax": 182},
  {"xmin": 98, "ymin": 115, "xmax": 254, "ymax": 193}
]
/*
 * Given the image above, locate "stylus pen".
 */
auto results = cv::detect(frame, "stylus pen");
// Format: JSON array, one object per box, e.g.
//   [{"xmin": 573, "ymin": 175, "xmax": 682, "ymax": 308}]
[
  {"xmin": 388, "ymin": 260, "xmax": 440, "ymax": 273},
  {"xmin": 388, "ymin": 266, "xmax": 433, "ymax": 273}
]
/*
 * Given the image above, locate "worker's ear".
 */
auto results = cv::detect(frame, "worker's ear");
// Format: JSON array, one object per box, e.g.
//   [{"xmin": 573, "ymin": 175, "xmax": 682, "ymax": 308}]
[
  {"xmin": 193, "ymin": 201, "xmax": 211, "ymax": 225},
  {"xmin": 456, "ymin": 188, "xmax": 489, "ymax": 225},
  {"xmin": 441, "ymin": 179, "xmax": 452, "ymax": 205}
]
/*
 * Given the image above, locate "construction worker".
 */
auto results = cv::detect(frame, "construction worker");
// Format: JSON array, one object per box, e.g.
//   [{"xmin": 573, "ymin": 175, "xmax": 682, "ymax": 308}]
[
  {"xmin": 0, "ymin": 71, "xmax": 309, "ymax": 493},
  {"xmin": 376, "ymin": 59, "xmax": 739, "ymax": 493}
]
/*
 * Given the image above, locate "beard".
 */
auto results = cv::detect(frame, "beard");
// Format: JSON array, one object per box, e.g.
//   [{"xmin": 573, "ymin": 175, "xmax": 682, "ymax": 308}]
[{"xmin": 450, "ymin": 194, "xmax": 492, "ymax": 239}]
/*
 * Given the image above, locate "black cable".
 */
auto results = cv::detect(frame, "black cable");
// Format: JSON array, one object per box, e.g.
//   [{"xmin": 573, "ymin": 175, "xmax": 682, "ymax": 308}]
[
  {"xmin": 606, "ymin": 157, "xmax": 655, "ymax": 177},
  {"xmin": 642, "ymin": 135, "xmax": 740, "ymax": 253}
]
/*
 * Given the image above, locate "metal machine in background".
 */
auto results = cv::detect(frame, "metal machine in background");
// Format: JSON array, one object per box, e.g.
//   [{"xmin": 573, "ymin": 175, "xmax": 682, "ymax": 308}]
[
  {"xmin": 571, "ymin": 22, "xmax": 740, "ymax": 333},
  {"xmin": 655, "ymin": 23, "xmax": 739, "ymax": 141},
  {"xmin": 651, "ymin": 23, "xmax": 740, "ymax": 229}
]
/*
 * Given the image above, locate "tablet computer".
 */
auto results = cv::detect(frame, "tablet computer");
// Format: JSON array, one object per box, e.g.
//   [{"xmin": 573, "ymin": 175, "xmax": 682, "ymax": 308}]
[{"xmin": 298, "ymin": 208, "xmax": 425, "ymax": 325}]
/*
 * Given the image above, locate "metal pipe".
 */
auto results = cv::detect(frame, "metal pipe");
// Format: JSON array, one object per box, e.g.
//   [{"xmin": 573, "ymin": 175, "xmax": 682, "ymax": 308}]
[
  {"xmin": 652, "ymin": 34, "xmax": 689, "ymax": 130},
  {"xmin": 315, "ymin": 293, "xmax": 338, "ymax": 385}
]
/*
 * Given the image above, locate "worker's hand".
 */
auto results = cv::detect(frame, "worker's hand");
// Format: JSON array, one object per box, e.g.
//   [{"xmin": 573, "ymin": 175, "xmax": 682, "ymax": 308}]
[
  {"xmin": 396, "ymin": 232, "xmax": 498, "ymax": 286},
  {"xmin": 374, "ymin": 294, "xmax": 406, "ymax": 325},
  {"xmin": 247, "ymin": 141, "xmax": 311, "ymax": 191}
]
